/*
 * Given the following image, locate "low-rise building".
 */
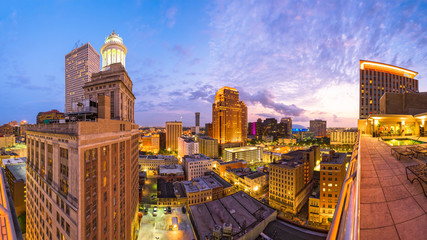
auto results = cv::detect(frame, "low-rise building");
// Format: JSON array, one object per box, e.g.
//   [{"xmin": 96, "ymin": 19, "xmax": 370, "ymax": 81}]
[
  {"xmin": 158, "ymin": 164, "xmax": 185, "ymax": 182},
  {"xmin": 213, "ymin": 159, "xmax": 247, "ymax": 178},
  {"xmin": 225, "ymin": 168, "xmax": 267, "ymax": 196},
  {"xmin": 188, "ymin": 191, "xmax": 277, "ymax": 240},
  {"xmin": 262, "ymin": 151, "xmax": 283, "ymax": 163},
  {"xmin": 139, "ymin": 155, "xmax": 179, "ymax": 175},
  {"xmin": 308, "ymin": 187, "xmax": 320, "ymax": 224},
  {"xmin": 0, "ymin": 135, "xmax": 15, "ymax": 148},
  {"xmin": 330, "ymin": 130, "xmax": 356, "ymax": 145},
  {"xmin": 157, "ymin": 178, "xmax": 187, "ymax": 207},
  {"xmin": 223, "ymin": 146, "xmax": 262, "ymax": 162},
  {"xmin": 183, "ymin": 154, "xmax": 212, "ymax": 180}
]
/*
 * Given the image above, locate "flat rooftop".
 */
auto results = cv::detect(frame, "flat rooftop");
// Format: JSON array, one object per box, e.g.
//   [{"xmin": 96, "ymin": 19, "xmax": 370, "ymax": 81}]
[
  {"xmin": 359, "ymin": 135, "xmax": 427, "ymax": 240},
  {"xmin": 246, "ymin": 171, "xmax": 266, "ymax": 180},
  {"xmin": 159, "ymin": 164, "xmax": 184, "ymax": 175},
  {"xmin": 321, "ymin": 152, "xmax": 346, "ymax": 164},
  {"xmin": 270, "ymin": 159, "xmax": 303, "ymax": 169},
  {"xmin": 5, "ymin": 163, "xmax": 26, "ymax": 182},
  {"xmin": 182, "ymin": 178, "xmax": 210, "ymax": 193},
  {"xmin": 189, "ymin": 191, "xmax": 276, "ymax": 240},
  {"xmin": 183, "ymin": 154, "xmax": 211, "ymax": 162},
  {"xmin": 224, "ymin": 146, "xmax": 260, "ymax": 153},
  {"xmin": 219, "ymin": 159, "xmax": 247, "ymax": 165},
  {"xmin": 201, "ymin": 175, "xmax": 222, "ymax": 189},
  {"xmin": 157, "ymin": 178, "xmax": 176, "ymax": 198},
  {"xmin": 2, "ymin": 157, "xmax": 26, "ymax": 166},
  {"xmin": 205, "ymin": 171, "xmax": 232, "ymax": 188},
  {"xmin": 140, "ymin": 155, "xmax": 177, "ymax": 160}
]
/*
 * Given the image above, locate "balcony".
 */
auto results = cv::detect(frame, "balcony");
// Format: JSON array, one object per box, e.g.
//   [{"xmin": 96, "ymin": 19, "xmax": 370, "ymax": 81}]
[{"xmin": 328, "ymin": 133, "xmax": 427, "ymax": 240}]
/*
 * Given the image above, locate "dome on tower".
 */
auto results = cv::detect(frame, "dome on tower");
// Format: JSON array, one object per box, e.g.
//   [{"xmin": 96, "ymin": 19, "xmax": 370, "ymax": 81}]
[{"xmin": 101, "ymin": 30, "xmax": 127, "ymax": 70}]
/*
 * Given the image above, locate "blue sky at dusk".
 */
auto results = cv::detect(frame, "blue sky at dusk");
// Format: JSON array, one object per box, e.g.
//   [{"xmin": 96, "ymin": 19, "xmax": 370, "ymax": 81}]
[{"xmin": 1, "ymin": 0, "xmax": 426, "ymax": 127}]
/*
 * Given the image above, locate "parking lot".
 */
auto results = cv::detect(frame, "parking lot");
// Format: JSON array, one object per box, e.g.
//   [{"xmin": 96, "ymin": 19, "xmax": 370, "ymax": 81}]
[{"xmin": 138, "ymin": 206, "xmax": 195, "ymax": 240}]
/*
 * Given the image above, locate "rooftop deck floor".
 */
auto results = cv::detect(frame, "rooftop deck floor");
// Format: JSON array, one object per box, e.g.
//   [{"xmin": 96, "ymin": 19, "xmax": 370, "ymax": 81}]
[{"xmin": 360, "ymin": 135, "xmax": 427, "ymax": 240}]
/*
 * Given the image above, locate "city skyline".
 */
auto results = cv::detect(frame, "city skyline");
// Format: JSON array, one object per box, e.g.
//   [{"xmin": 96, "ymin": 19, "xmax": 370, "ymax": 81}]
[{"xmin": 1, "ymin": 0, "xmax": 426, "ymax": 128}]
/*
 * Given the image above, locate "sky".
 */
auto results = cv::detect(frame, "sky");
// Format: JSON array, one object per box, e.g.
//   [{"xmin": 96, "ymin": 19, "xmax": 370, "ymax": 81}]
[{"xmin": 0, "ymin": 0, "xmax": 426, "ymax": 128}]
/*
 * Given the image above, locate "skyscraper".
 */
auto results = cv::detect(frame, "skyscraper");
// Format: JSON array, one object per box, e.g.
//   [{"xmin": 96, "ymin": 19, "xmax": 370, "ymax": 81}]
[
  {"xmin": 359, "ymin": 60, "xmax": 418, "ymax": 119},
  {"xmin": 279, "ymin": 117, "xmax": 292, "ymax": 137},
  {"xmin": 166, "ymin": 121, "xmax": 182, "ymax": 151},
  {"xmin": 195, "ymin": 112, "xmax": 200, "ymax": 134},
  {"xmin": 83, "ymin": 32, "xmax": 135, "ymax": 122},
  {"xmin": 65, "ymin": 43, "xmax": 100, "ymax": 113},
  {"xmin": 310, "ymin": 119, "xmax": 326, "ymax": 137},
  {"xmin": 212, "ymin": 87, "xmax": 247, "ymax": 145}
]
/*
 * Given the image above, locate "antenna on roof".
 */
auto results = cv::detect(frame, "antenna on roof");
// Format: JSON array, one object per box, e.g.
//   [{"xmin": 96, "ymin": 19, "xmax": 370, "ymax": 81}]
[{"xmin": 72, "ymin": 40, "xmax": 81, "ymax": 51}]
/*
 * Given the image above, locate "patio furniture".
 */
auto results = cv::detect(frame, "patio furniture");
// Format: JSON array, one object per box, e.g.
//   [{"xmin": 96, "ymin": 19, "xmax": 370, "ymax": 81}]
[
  {"xmin": 390, "ymin": 147, "xmax": 414, "ymax": 160},
  {"xmin": 407, "ymin": 146, "xmax": 427, "ymax": 158},
  {"xmin": 405, "ymin": 164, "xmax": 427, "ymax": 197}
]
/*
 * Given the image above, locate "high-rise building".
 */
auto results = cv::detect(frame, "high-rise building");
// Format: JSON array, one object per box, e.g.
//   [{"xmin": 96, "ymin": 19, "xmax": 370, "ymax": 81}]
[
  {"xmin": 212, "ymin": 87, "xmax": 247, "ymax": 145},
  {"xmin": 166, "ymin": 121, "xmax": 182, "ymax": 151},
  {"xmin": 318, "ymin": 151, "xmax": 347, "ymax": 226},
  {"xmin": 196, "ymin": 136, "xmax": 219, "ymax": 158},
  {"xmin": 279, "ymin": 117, "xmax": 292, "ymax": 137},
  {"xmin": 359, "ymin": 60, "xmax": 418, "ymax": 119},
  {"xmin": 65, "ymin": 43, "xmax": 100, "ymax": 113},
  {"xmin": 195, "ymin": 112, "xmax": 200, "ymax": 134},
  {"xmin": 223, "ymin": 146, "xmax": 262, "ymax": 162},
  {"xmin": 269, "ymin": 146, "xmax": 319, "ymax": 214},
  {"xmin": 25, "ymin": 96, "xmax": 140, "ymax": 240},
  {"xmin": 205, "ymin": 123, "xmax": 213, "ymax": 137},
  {"xmin": 310, "ymin": 119, "xmax": 327, "ymax": 137},
  {"xmin": 82, "ymin": 31, "xmax": 134, "ymax": 122}
]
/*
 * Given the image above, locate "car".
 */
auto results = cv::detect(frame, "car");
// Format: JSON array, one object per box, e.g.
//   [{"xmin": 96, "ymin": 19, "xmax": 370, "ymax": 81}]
[
  {"xmin": 144, "ymin": 208, "xmax": 148, "ymax": 215},
  {"xmin": 181, "ymin": 206, "xmax": 186, "ymax": 214},
  {"xmin": 167, "ymin": 206, "xmax": 172, "ymax": 214},
  {"xmin": 164, "ymin": 208, "xmax": 168, "ymax": 214},
  {"xmin": 153, "ymin": 206, "xmax": 158, "ymax": 216}
]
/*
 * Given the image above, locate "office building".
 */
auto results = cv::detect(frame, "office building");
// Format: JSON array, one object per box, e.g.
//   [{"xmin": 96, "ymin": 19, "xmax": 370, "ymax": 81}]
[
  {"xmin": 182, "ymin": 154, "xmax": 212, "ymax": 180},
  {"xmin": 178, "ymin": 136, "xmax": 199, "ymax": 159},
  {"xmin": 319, "ymin": 151, "xmax": 347, "ymax": 225},
  {"xmin": 166, "ymin": 121, "xmax": 182, "ymax": 151},
  {"xmin": 188, "ymin": 191, "xmax": 276, "ymax": 240},
  {"xmin": 212, "ymin": 87, "xmax": 247, "ymax": 145},
  {"xmin": 4, "ymin": 163, "xmax": 26, "ymax": 217},
  {"xmin": 65, "ymin": 43, "xmax": 100, "ymax": 113},
  {"xmin": 205, "ymin": 123, "xmax": 213, "ymax": 138},
  {"xmin": 359, "ymin": 60, "xmax": 418, "ymax": 119},
  {"xmin": 223, "ymin": 146, "xmax": 262, "ymax": 162},
  {"xmin": 380, "ymin": 92, "xmax": 427, "ymax": 115},
  {"xmin": 279, "ymin": 117, "xmax": 292, "ymax": 137},
  {"xmin": 195, "ymin": 112, "xmax": 200, "ymax": 134},
  {"xmin": 310, "ymin": 119, "xmax": 327, "ymax": 137},
  {"xmin": 269, "ymin": 146, "xmax": 319, "ymax": 214},
  {"xmin": 196, "ymin": 136, "xmax": 218, "ymax": 158}
]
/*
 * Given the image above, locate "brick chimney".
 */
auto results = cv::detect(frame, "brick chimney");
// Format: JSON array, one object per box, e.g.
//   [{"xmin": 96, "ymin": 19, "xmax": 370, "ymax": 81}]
[{"xmin": 98, "ymin": 95, "xmax": 110, "ymax": 120}]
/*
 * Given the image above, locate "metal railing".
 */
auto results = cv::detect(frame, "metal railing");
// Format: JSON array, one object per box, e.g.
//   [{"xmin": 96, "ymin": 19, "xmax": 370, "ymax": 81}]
[{"xmin": 327, "ymin": 131, "xmax": 361, "ymax": 240}]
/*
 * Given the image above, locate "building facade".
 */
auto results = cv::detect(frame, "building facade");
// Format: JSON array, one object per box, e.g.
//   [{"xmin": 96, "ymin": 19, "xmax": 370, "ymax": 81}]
[
  {"xmin": 100, "ymin": 30, "xmax": 127, "ymax": 70},
  {"xmin": 359, "ymin": 60, "xmax": 419, "ymax": 119},
  {"xmin": 319, "ymin": 151, "xmax": 347, "ymax": 226},
  {"xmin": 138, "ymin": 155, "xmax": 179, "ymax": 174},
  {"xmin": 182, "ymin": 154, "xmax": 212, "ymax": 180},
  {"xmin": 158, "ymin": 164, "xmax": 185, "ymax": 182},
  {"xmin": 212, "ymin": 87, "xmax": 247, "ymax": 145},
  {"xmin": 37, "ymin": 110, "xmax": 65, "ymax": 124},
  {"xmin": 310, "ymin": 119, "xmax": 327, "ymax": 137},
  {"xmin": 330, "ymin": 130, "xmax": 356, "ymax": 145},
  {"xmin": 25, "ymin": 110, "xmax": 140, "ymax": 240},
  {"xmin": 178, "ymin": 136, "xmax": 199, "ymax": 159},
  {"xmin": 196, "ymin": 136, "xmax": 218, "ymax": 159},
  {"xmin": 165, "ymin": 121, "xmax": 182, "ymax": 151},
  {"xmin": 4, "ymin": 163, "xmax": 26, "ymax": 217},
  {"xmin": 65, "ymin": 43, "xmax": 100, "ymax": 113},
  {"xmin": 223, "ymin": 146, "xmax": 262, "ymax": 162}
]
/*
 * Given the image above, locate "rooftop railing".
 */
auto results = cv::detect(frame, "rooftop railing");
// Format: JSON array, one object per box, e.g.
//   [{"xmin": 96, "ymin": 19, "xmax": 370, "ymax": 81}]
[{"xmin": 327, "ymin": 131, "xmax": 360, "ymax": 240}]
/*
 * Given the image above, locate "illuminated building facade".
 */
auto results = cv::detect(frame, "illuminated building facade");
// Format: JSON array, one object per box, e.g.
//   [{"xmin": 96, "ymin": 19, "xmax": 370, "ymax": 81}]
[
  {"xmin": 279, "ymin": 117, "xmax": 292, "ymax": 137},
  {"xmin": 65, "ymin": 43, "xmax": 100, "ymax": 113},
  {"xmin": 182, "ymin": 154, "xmax": 212, "ymax": 180},
  {"xmin": 196, "ymin": 136, "xmax": 218, "ymax": 158},
  {"xmin": 36, "ymin": 109, "xmax": 65, "ymax": 124},
  {"xmin": 25, "ymin": 96, "xmax": 140, "ymax": 240},
  {"xmin": 269, "ymin": 147, "xmax": 319, "ymax": 215},
  {"xmin": 178, "ymin": 136, "xmax": 199, "ymax": 159},
  {"xmin": 101, "ymin": 30, "xmax": 127, "ymax": 70},
  {"xmin": 212, "ymin": 87, "xmax": 247, "ymax": 145},
  {"xmin": 165, "ymin": 121, "xmax": 182, "ymax": 151},
  {"xmin": 359, "ymin": 60, "xmax": 418, "ymax": 119},
  {"xmin": 319, "ymin": 151, "xmax": 347, "ymax": 226},
  {"xmin": 222, "ymin": 146, "xmax": 262, "ymax": 162}
]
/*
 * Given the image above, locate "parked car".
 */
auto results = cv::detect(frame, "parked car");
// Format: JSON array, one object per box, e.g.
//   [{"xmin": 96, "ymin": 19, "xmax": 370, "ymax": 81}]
[
  {"xmin": 164, "ymin": 208, "xmax": 168, "ymax": 214},
  {"xmin": 181, "ymin": 206, "xmax": 186, "ymax": 214},
  {"xmin": 167, "ymin": 206, "xmax": 172, "ymax": 214},
  {"xmin": 153, "ymin": 206, "xmax": 158, "ymax": 216}
]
